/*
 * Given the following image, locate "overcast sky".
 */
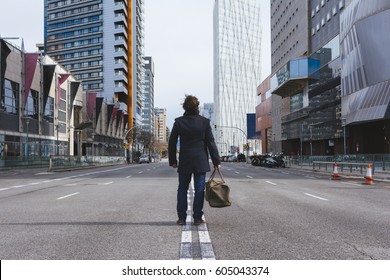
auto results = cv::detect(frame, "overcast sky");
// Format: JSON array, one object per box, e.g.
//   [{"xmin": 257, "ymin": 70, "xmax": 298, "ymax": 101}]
[{"xmin": 0, "ymin": 0, "xmax": 270, "ymax": 128}]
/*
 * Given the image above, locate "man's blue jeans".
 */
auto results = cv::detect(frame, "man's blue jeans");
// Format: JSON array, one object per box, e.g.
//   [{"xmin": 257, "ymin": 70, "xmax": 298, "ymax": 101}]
[{"xmin": 177, "ymin": 172, "xmax": 206, "ymax": 220}]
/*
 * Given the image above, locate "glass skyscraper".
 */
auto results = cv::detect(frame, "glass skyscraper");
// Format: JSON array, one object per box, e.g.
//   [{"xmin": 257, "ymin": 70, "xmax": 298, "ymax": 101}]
[{"xmin": 213, "ymin": 0, "xmax": 262, "ymax": 155}]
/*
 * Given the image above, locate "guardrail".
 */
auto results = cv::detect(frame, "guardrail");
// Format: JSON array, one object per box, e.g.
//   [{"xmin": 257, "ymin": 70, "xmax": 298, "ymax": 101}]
[
  {"xmin": 49, "ymin": 156, "xmax": 125, "ymax": 170},
  {"xmin": 312, "ymin": 161, "xmax": 374, "ymax": 175}
]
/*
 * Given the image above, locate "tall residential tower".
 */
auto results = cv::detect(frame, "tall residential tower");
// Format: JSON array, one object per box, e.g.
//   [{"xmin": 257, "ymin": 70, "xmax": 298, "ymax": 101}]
[{"xmin": 44, "ymin": 0, "xmax": 145, "ymax": 132}]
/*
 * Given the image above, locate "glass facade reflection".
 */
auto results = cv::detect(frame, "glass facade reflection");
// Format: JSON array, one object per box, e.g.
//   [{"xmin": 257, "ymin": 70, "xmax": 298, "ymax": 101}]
[{"xmin": 214, "ymin": 0, "xmax": 262, "ymax": 154}]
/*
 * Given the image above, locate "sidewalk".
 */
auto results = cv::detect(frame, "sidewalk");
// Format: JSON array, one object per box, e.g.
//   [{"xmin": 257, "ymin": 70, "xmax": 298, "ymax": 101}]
[{"xmin": 288, "ymin": 163, "xmax": 390, "ymax": 182}]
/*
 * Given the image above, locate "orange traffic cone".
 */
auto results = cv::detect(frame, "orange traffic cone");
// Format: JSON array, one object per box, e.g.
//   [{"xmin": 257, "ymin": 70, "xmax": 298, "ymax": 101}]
[
  {"xmin": 364, "ymin": 163, "xmax": 373, "ymax": 185},
  {"xmin": 332, "ymin": 162, "xmax": 340, "ymax": 180}
]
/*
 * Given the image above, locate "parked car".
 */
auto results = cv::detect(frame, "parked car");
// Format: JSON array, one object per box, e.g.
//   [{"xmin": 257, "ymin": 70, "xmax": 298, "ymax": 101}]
[{"xmin": 139, "ymin": 154, "xmax": 150, "ymax": 164}]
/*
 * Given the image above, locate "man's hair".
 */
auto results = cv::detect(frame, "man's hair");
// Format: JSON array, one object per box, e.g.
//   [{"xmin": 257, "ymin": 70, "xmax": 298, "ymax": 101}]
[{"xmin": 182, "ymin": 95, "xmax": 199, "ymax": 115}]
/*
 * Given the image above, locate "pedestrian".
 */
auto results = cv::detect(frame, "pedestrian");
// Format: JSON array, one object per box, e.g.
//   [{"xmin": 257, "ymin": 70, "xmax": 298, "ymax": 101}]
[{"xmin": 169, "ymin": 95, "xmax": 221, "ymax": 226}]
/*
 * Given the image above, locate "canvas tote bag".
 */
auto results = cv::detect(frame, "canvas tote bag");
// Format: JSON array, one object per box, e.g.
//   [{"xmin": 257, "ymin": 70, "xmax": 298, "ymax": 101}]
[{"xmin": 205, "ymin": 167, "xmax": 231, "ymax": 208}]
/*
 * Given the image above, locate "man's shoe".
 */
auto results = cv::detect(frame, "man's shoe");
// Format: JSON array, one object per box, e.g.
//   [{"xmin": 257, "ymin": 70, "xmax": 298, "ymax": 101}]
[
  {"xmin": 176, "ymin": 219, "xmax": 185, "ymax": 225},
  {"xmin": 193, "ymin": 219, "xmax": 205, "ymax": 226}
]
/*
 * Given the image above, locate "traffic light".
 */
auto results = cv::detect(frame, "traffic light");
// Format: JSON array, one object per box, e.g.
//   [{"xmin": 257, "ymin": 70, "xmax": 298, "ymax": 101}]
[{"xmin": 214, "ymin": 124, "xmax": 217, "ymax": 129}]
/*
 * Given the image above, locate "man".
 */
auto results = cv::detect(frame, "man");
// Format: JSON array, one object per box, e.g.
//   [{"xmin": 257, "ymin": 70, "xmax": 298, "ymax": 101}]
[{"xmin": 169, "ymin": 95, "xmax": 221, "ymax": 226}]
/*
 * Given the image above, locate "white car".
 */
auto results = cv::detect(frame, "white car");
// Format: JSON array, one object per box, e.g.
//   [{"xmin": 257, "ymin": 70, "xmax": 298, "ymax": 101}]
[{"xmin": 139, "ymin": 155, "xmax": 150, "ymax": 164}]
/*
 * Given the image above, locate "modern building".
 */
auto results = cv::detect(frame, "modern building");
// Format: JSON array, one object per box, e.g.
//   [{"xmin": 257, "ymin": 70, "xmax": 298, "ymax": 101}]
[
  {"xmin": 44, "ymin": 0, "xmax": 145, "ymax": 147},
  {"xmin": 0, "ymin": 38, "xmax": 126, "ymax": 166},
  {"xmin": 0, "ymin": 39, "xmax": 84, "ymax": 165},
  {"xmin": 268, "ymin": 0, "xmax": 310, "ymax": 155},
  {"xmin": 340, "ymin": 0, "xmax": 390, "ymax": 153},
  {"xmin": 154, "ymin": 108, "xmax": 167, "ymax": 144},
  {"xmin": 142, "ymin": 56, "xmax": 154, "ymax": 135},
  {"xmin": 264, "ymin": 0, "xmax": 390, "ymax": 156},
  {"xmin": 256, "ymin": 76, "xmax": 272, "ymax": 154},
  {"xmin": 213, "ymin": 0, "xmax": 262, "ymax": 155}
]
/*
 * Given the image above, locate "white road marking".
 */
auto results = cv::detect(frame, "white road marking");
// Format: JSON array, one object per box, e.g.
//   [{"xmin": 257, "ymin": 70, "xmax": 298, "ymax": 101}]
[
  {"xmin": 304, "ymin": 193, "xmax": 328, "ymax": 201},
  {"xmin": 138, "ymin": 171, "xmax": 143, "ymax": 174},
  {"xmin": 265, "ymin": 181, "xmax": 277, "ymax": 185},
  {"xmin": 3, "ymin": 166, "xmax": 133, "ymax": 193},
  {"xmin": 101, "ymin": 182, "xmax": 113, "ymax": 185},
  {"xmin": 126, "ymin": 175, "xmax": 132, "ymax": 178},
  {"xmin": 341, "ymin": 182, "xmax": 361, "ymax": 187},
  {"xmin": 11, "ymin": 185, "xmax": 26, "ymax": 189},
  {"xmin": 235, "ymin": 171, "xmax": 240, "ymax": 174},
  {"xmin": 246, "ymin": 175, "xmax": 253, "ymax": 179},
  {"xmin": 179, "ymin": 179, "xmax": 216, "ymax": 260},
  {"xmin": 57, "ymin": 192, "xmax": 80, "ymax": 200},
  {"xmin": 199, "ymin": 231, "xmax": 212, "ymax": 243},
  {"xmin": 181, "ymin": 231, "xmax": 192, "ymax": 243}
]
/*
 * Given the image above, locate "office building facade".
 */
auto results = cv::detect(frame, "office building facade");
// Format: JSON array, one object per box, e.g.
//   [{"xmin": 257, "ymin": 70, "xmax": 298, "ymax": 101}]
[
  {"xmin": 213, "ymin": 0, "xmax": 262, "ymax": 155},
  {"xmin": 340, "ymin": 0, "xmax": 390, "ymax": 153}
]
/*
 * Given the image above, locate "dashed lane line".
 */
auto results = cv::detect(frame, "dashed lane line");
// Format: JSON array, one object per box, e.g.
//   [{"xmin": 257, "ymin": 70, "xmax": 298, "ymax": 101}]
[
  {"xmin": 265, "ymin": 180, "xmax": 277, "ymax": 186},
  {"xmin": 304, "ymin": 193, "xmax": 328, "ymax": 201},
  {"xmin": 57, "ymin": 192, "xmax": 80, "ymax": 200}
]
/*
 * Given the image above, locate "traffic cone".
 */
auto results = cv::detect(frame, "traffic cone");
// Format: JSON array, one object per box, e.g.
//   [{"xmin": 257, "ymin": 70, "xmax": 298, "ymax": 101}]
[
  {"xmin": 332, "ymin": 162, "xmax": 340, "ymax": 180},
  {"xmin": 364, "ymin": 163, "xmax": 373, "ymax": 185}
]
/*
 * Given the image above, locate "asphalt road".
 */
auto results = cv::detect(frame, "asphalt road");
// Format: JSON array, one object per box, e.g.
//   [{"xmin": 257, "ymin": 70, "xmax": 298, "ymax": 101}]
[{"xmin": 0, "ymin": 161, "xmax": 389, "ymax": 260}]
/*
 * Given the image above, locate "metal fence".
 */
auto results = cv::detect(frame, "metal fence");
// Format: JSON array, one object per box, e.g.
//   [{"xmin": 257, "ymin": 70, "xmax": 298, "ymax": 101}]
[
  {"xmin": 0, "ymin": 156, "xmax": 125, "ymax": 170},
  {"xmin": 286, "ymin": 154, "xmax": 390, "ymax": 171}
]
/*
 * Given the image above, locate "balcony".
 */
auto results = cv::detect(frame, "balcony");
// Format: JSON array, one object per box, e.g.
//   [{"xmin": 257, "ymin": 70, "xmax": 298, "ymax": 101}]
[{"xmin": 271, "ymin": 58, "xmax": 320, "ymax": 98}]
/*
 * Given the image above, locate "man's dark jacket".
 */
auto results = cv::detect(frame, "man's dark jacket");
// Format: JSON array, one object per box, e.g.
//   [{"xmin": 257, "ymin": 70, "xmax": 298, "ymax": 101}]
[{"xmin": 168, "ymin": 114, "xmax": 220, "ymax": 174}]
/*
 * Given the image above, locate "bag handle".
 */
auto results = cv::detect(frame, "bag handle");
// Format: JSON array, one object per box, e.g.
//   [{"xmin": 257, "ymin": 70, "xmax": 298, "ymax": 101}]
[{"xmin": 207, "ymin": 167, "xmax": 225, "ymax": 183}]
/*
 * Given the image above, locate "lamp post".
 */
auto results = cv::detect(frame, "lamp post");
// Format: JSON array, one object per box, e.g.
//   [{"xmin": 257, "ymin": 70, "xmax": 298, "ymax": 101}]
[
  {"xmin": 23, "ymin": 116, "xmax": 32, "ymax": 160},
  {"xmin": 341, "ymin": 118, "xmax": 347, "ymax": 156}
]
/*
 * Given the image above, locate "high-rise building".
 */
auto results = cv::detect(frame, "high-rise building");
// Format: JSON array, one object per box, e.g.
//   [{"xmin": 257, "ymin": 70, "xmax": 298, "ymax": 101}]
[
  {"xmin": 340, "ymin": 0, "xmax": 390, "ymax": 153},
  {"xmin": 44, "ymin": 0, "xmax": 145, "ymax": 132},
  {"xmin": 154, "ymin": 108, "xmax": 166, "ymax": 144},
  {"xmin": 142, "ymin": 56, "xmax": 154, "ymax": 135},
  {"xmin": 213, "ymin": 0, "xmax": 262, "ymax": 155}
]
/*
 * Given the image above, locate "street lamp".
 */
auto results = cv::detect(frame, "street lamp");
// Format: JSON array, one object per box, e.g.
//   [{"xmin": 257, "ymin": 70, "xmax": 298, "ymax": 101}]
[
  {"xmin": 22, "ymin": 116, "xmax": 32, "ymax": 160},
  {"xmin": 216, "ymin": 125, "xmax": 249, "ymax": 162},
  {"xmin": 341, "ymin": 118, "xmax": 347, "ymax": 155}
]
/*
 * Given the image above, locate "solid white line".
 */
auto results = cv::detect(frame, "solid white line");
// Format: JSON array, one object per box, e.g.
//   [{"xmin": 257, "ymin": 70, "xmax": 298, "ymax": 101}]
[
  {"xmin": 341, "ymin": 182, "xmax": 361, "ymax": 187},
  {"xmin": 199, "ymin": 231, "xmax": 212, "ymax": 243},
  {"xmin": 304, "ymin": 193, "xmax": 328, "ymax": 201},
  {"xmin": 265, "ymin": 180, "xmax": 277, "ymax": 185},
  {"xmin": 57, "ymin": 192, "xmax": 80, "ymax": 200},
  {"xmin": 102, "ymin": 182, "xmax": 113, "ymax": 185},
  {"xmin": 0, "ymin": 188, "xmax": 10, "ymax": 191},
  {"xmin": 181, "ymin": 231, "xmax": 192, "ymax": 243}
]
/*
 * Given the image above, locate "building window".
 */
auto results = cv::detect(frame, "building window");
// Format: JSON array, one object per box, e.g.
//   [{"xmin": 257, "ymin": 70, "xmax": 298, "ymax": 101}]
[
  {"xmin": 44, "ymin": 96, "xmax": 54, "ymax": 123},
  {"xmin": 2, "ymin": 79, "xmax": 19, "ymax": 114},
  {"xmin": 25, "ymin": 89, "xmax": 39, "ymax": 117}
]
